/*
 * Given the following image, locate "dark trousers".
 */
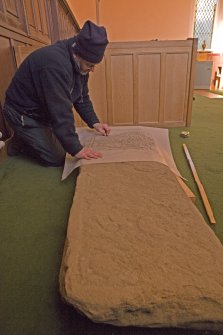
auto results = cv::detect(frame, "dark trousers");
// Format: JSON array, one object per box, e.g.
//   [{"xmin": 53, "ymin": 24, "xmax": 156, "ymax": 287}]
[{"xmin": 3, "ymin": 105, "xmax": 65, "ymax": 167}]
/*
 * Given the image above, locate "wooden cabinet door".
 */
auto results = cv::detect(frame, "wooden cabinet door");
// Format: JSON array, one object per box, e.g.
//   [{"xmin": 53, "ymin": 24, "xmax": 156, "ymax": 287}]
[
  {"xmin": 137, "ymin": 53, "xmax": 161, "ymax": 125},
  {"xmin": 103, "ymin": 40, "xmax": 196, "ymax": 127},
  {"xmin": 162, "ymin": 53, "xmax": 190, "ymax": 125},
  {"xmin": 106, "ymin": 53, "xmax": 134, "ymax": 125}
]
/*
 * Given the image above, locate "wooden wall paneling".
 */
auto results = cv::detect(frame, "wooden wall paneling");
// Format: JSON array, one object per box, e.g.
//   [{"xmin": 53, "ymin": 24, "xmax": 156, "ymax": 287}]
[
  {"xmin": 13, "ymin": 44, "xmax": 42, "ymax": 67},
  {"xmin": 0, "ymin": 24, "xmax": 42, "ymax": 45},
  {"xmin": 23, "ymin": 0, "xmax": 35, "ymax": 30},
  {"xmin": 31, "ymin": 0, "xmax": 49, "ymax": 36},
  {"xmin": 12, "ymin": 38, "xmax": 43, "ymax": 48},
  {"xmin": 163, "ymin": 52, "xmax": 189, "ymax": 126},
  {"xmin": 45, "ymin": 0, "xmax": 60, "ymax": 43},
  {"xmin": 12, "ymin": 39, "xmax": 26, "ymax": 48},
  {"xmin": 24, "ymin": 0, "xmax": 35, "ymax": 36},
  {"xmin": 33, "ymin": 0, "xmax": 42, "ymax": 32},
  {"xmin": 57, "ymin": 3, "xmax": 69, "ymax": 39},
  {"xmin": 0, "ymin": 36, "xmax": 17, "ymax": 102},
  {"xmin": 48, "ymin": 0, "xmax": 79, "ymax": 43},
  {"xmin": 0, "ymin": 35, "xmax": 17, "ymax": 137},
  {"xmin": 137, "ymin": 53, "xmax": 161, "ymax": 125},
  {"xmin": 23, "ymin": 0, "xmax": 50, "ymax": 43},
  {"xmin": 88, "ymin": 59, "xmax": 107, "ymax": 123},
  {"xmin": 41, "ymin": 0, "xmax": 50, "ymax": 37},
  {"xmin": 109, "ymin": 53, "xmax": 134, "ymax": 125},
  {"xmin": 0, "ymin": 0, "xmax": 3, "ymax": 11},
  {"xmin": 1, "ymin": 0, "xmax": 79, "ymax": 51},
  {"xmin": 0, "ymin": 27, "xmax": 47, "ymax": 107},
  {"xmin": 0, "ymin": 0, "xmax": 26, "ymax": 33},
  {"xmin": 4, "ymin": 0, "xmax": 18, "ymax": 16},
  {"xmin": 57, "ymin": 0, "xmax": 79, "ymax": 39},
  {"xmin": 34, "ymin": 0, "xmax": 50, "ymax": 41}
]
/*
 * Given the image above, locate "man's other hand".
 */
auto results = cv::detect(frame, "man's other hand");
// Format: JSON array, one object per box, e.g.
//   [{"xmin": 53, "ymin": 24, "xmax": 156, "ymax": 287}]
[
  {"xmin": 93, "ymin": 123, "xmax": 111, "ymax": 136},
  {"xmin": 75, "ymin": 147, "xmax": 102, "ymax": 160}
]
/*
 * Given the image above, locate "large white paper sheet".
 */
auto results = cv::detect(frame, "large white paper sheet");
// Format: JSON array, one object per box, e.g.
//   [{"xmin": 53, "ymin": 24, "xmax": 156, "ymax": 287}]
[{"xmin": 62, "ymin": 126, "xmax": 181, "ymax": 180}]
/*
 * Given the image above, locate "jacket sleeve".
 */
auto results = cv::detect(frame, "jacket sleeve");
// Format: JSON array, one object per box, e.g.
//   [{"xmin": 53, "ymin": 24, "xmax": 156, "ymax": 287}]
[
  {"xmin": 39, "ymin": 67, "xmax": 83, "ymax": 156},
  {"xmin": 73, "ymin": 75, "xmax": 100, "ymax": 127}
]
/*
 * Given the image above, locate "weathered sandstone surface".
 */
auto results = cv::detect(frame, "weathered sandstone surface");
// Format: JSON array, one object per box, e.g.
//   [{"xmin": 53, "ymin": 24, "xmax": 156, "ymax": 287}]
[{"xmin": 60, "ymin": 162, "xmax": 223, "ymax": 330}]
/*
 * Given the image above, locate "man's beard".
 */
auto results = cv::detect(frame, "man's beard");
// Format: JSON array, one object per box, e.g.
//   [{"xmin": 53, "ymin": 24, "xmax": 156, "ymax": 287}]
[{"xmin": 73, "ymin": 55, "xmax": 88, "ymax": 75}]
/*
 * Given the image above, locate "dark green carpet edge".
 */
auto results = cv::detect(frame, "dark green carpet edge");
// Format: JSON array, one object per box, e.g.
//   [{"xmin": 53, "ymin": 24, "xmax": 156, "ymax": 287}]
[{"xmin": 0, "ymin": 94, "xmax": 223, "ymax": 335}]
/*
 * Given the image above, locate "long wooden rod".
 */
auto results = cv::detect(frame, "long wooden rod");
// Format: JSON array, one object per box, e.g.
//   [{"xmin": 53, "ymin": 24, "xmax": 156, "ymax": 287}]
[{"xmin": 183, "ymin": 144, "xmax": 216, "ymax": 224}]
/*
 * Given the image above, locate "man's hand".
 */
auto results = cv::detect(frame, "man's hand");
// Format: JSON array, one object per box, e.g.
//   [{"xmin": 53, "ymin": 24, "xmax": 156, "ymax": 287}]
[
  {"xmin": 93, "ymin": 123, "xmax": 111, "ymax": 136},
  {"xmin": 75, "ymin": 147, "xmax": 102, "ymax": 160}
]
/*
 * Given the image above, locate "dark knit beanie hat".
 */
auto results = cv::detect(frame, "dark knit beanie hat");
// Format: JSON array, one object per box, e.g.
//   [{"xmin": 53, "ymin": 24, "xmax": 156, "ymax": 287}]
[{"xmin": 73, "ymin": 20, "xmax": 108, "ymax": 64}]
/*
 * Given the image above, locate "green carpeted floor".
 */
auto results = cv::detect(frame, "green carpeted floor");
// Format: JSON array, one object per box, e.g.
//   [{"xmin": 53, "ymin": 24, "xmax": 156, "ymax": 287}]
[
  {"xmin": 170, "ymin": 95, "xmax": 223, "ymax": 242},
  {"xmin": 0, "ymin": 94, "xmax": 223, "ymax": 335},
  {"xmin": 210, "ymin": 89, "xmax": 223, "ymax": 96}
]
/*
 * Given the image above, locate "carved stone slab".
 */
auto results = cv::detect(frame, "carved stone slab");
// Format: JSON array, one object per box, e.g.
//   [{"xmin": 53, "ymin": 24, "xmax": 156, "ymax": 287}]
[{"xmin": 60, "ymin": 162, "xmax": 223, "ymax": 330}]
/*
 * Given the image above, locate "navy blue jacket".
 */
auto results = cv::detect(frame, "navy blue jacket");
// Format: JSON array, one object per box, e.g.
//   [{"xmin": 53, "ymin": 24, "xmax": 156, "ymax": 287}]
[{"xmin": 5, "ymin": 37, "xmax": 99, "ymax": 156}]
